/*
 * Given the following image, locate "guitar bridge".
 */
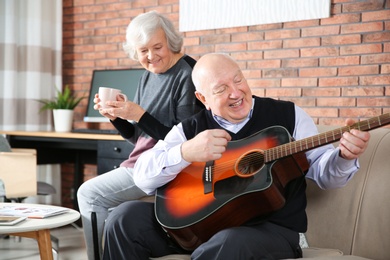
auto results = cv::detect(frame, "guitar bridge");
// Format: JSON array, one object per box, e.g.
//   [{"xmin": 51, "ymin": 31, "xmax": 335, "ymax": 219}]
[{"xmin": 203, "ymin": 161, "xmax": 214, "ymax": 194}]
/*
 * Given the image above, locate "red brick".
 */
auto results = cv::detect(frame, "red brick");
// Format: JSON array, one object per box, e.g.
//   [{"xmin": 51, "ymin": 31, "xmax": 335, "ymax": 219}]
[
  {"xmin": 339, "ymin": 107, "xmax": 382, "ymax": 118},
  {"xmin": 301, "ymin": 25, "xmax": 340, "ymax": 37},
  {"xmin": 73, "ymin": 60, "xmax": 95, "ymax": 68},
  {"xmin": 287, "ymin": 97, "xmax": 316, "ymax": 107},
  {"xmin": 248, "ymin": 60, "xmax": 281, "ymax": 69},
  {"xmin": 251, "ymin": 88, "xmax": 265, "ymax": 97},
  {"xmin": 249, "ymin": 23, "xmax": 282, "ymax": 31},
  {"xmin": 74, "ymin": 29, "xmax": 95, "ymax": 37},
  {"xmin": 382, "ymin": 64, "xmax": 390, "ymax": 74},
  {"xmin": 73, "ymin": 13, "xmax": 95, "ymax": 22},
  {"xmin": 322, "ymin": 34, "xmax": 361, "ymax": 46},
  {"xmin": 386, "ymin": 86, "xmax": 390, "ymax": 96},
  {"xmin": 231, "ymin": 52, "xmax": 263, "ymax": 61},
  {"xmin": 357, "ymin": 97, "xmax": 390, "ymax": 106},
  {"xmin": 360, "ymin": 75, "xmax": 390, "ymax": 86},
  {"xmin": 106, "ymin": 50, "xmax": 127, "ymax": 59},
  {"xmin": 339, "ymin": 65, "xmax": 379, "ymax": 76},
  {"xmin": 132, "ymin": 0, "xmax": 158, "ymax": 8},
  {"xmin": 232, "ymin": 32, "xmax": 264, "ymax": 42},
  {"xmin": 320, "ymin": 56, "xmax": 360, "ymax": 67},
  {"xmin": 185, "ymin": 30, "xmax": 215, "ymax": 38},
  {"xmin": 321, "ymin": 13, "xmax": 361, "ymax": 25},
  {"xmin": 264, "ymin": 49, "xmax": 299, "ymax": 59},
  {"xmin": 283, "ymin": 19, "xmax": 319, "ymax": 29},
  {"xmin": 84, "ymin": 20, "xmax": 107, "ymax": 29},
  {"xmin": 82, "ymin": 51, "xmax": 106, "ymax": 60},
  {"xmin": 215, "ymin": 42, "xmax": 247, "ymax": 52},
  {"xmin": 363, "ymin": 31, "xmax": 390, "ymax": 43},
  {"xmin": 340, "ymin": 43, "xmax": 382, "ymax": 55},
  {"xmin": 262, "ymin": 68, "xmax": 298, "ymax": 78},
  {"xmin": 265, "ymin": 88, "xmax": 302, "ymax": 97},
  {"xmin": 282, "ymin": 58, "xmax": 319, "ymax": 68},
  {"xmin": 201, "ymin": 34, "xmax": 230, "ymax": 45},
  {"xmin": 361, "ymin": 53, "xmax": 390, "ymax": 64},
  {"xmin": 183, "ymin": 37, "xmax": 200, "ymax": 47},
  {"xmin": 342, "ymin": 87, "xmax": 385, "ymax": 97},
  {"xmin": 386, "ymin": 21, "xmax": 390, "ymax": 31},
  {"xmin": 243, "ymin": 70, "xmax": 262, "ymax": 79},
  {"xmin": 343, "ymin": 1, "xmax": 386, "ymax": 13},
  {"xmin": 318, "ymin": 118, "xmax": 346, "ymax": 126},
  {"xmin": 317, "ymin": 97, "xmax": 356, "ymax": 107},
  {"xmin": 342, "ymin": 22, "xmax": 383, "ymax": 34},
  {"xmin": 281, "ymin": 78, "xmax": 317, "ymax": 87},
  {"xmin": 331, "ymin": 3, "xmax": 342, "ymax": 15},
  {"xmin": 283, "ymin": 38, "xmax": 320, "ymax": 49},
  {"xmin": 362, "ymin": 10, "xmax": 390, "ymax": 22},
  {"xmin": 249, "ymin": 79, "xmax": 281, "ymax": 88},
  {"xmin": 303, "ymin": 87, "xmax": 341, "ymax": 97},
  {"xmin": 82, "ymin": 4, "xmax": 105, "ymax": 13},
  {"xmin": 265, "ymin": 29, "xmax": 300, "ymax": 40},
  {"xmin": 248, "ymin": 40, "xmax": 283, "ymax": 50},
  {"xmin": 95, "ymin": 59, "xmax": 119, "ymax": 67},
  {"xmin": 216, "ymin": 26, "xmax": 248, "ymax": 35},
  {"xmin": 304, "ymin": 107, "xmax": 339, "ymax": 117},
  {"xmin": 95, "ymin": 43, "xmax": 118, "ymax": 52},
  {"xmin": 300, "ymin": 67, "xmax": 337, "ymax": 77},
  {"xmin": 319, "ymin": 77, "xmax": 359, "ymax": 87},
  {"xmin": 301, "ymin": 47, "xmax": 339, "ymax": 57},
  {"xmin": 382, "ymin": 42, "xmax": 390, "ymax": 52}
]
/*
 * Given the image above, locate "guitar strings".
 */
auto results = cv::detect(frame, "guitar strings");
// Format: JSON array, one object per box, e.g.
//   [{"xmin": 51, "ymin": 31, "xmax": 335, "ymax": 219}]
[{"xmin": 205, "ymin": 114, "xmax": 390, "ymax": 176}]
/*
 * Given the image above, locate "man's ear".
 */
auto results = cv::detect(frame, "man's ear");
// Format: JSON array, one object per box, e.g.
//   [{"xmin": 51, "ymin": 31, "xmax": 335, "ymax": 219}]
[{"xmin": 195, "ymin": 91, "xmax": 210, "ymax": 109}]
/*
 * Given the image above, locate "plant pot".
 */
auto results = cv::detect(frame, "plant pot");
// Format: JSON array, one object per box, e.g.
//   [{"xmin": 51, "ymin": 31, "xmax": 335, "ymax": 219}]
[{"xmin": 53, "ymin": 109, "xmax": 74, "ymax": 132}]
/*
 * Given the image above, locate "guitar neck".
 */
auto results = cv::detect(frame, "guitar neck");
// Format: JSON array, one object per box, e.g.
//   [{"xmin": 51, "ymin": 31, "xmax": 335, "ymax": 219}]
[{"xmin": 265, "ymin": 113, "xmax": 390, "ymax": 162}]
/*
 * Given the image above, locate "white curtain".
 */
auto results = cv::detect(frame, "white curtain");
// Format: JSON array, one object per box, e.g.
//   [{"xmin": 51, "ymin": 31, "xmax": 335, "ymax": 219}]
[{"xmin": 0, "ymin": 0, "xmax": 63, "ymax": 205}]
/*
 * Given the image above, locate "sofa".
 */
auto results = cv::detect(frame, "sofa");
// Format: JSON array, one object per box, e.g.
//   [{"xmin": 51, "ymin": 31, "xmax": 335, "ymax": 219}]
[{"xmin": 138, "ymin": 125, "xmax": 389, "ymax": 260}]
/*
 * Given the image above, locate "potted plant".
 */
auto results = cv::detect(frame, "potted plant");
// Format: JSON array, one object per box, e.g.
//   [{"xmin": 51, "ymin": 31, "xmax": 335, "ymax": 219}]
[{"xmin": 38, "ymin": 85, "xmax": 85, "ymax": 132}]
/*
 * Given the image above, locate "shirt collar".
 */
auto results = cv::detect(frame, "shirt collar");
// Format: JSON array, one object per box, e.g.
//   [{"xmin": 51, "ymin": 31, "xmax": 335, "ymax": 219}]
[{"xmin": 212, "ymin": 98, "xmax": 255, "ymax": 134}]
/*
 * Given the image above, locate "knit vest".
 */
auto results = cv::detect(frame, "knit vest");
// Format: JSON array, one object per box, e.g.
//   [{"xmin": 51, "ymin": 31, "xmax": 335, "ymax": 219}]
[{"xmin": 181, "ymin": 96, "xmax": 307, "ymax": 232}]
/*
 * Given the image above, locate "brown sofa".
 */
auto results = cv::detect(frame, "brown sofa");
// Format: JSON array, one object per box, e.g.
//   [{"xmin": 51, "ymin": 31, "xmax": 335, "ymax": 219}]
[{"xmin": 149, "ymin": 125, "xmax": 390, "ymax": 260}]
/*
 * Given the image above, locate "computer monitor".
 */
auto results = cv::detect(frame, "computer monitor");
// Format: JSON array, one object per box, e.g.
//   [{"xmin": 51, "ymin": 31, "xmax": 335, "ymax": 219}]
[{"xmin": 84, "ymin": 68, "xmax": 146, "ymax": 122}]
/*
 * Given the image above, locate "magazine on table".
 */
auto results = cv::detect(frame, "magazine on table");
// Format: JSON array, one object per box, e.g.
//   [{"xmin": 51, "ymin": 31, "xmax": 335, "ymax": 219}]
[
  {"xmin": 0, "ymin": 215, "xmax": 27, "ymax": 226},
  {"xmin": 0, "ymin": 205, "xmax": 69, "ymax": 219}
]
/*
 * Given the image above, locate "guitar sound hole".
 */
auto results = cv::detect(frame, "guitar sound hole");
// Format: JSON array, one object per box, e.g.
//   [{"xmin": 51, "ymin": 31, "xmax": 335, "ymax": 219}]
[{"xmin": 236, "ymin": 151, "xmax": 264, "ymax": 177}]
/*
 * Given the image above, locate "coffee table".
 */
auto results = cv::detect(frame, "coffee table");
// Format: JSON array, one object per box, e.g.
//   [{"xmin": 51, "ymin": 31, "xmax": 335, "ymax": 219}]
[{"xmin": 0, "ymin": 203, "xmax": 80, "ymax": 260}]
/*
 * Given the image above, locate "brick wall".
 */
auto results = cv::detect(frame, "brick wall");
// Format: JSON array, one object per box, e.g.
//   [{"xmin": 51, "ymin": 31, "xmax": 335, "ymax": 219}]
[{"xmin": 61, "ymin": 0, "xmax": 390, "ymax": 207}]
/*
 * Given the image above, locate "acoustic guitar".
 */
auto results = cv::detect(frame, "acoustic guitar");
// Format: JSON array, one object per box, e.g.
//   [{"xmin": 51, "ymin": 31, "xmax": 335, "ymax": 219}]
[{"xmin": 155, "ymin": 113, "xmax": 390, "ymax": 250}]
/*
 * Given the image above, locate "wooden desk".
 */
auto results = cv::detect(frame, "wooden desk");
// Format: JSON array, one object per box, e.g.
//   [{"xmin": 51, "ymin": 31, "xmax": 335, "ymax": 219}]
[
  {"xmin": 0, "ymin": 131, "xmax": 131, "ymax": 211},
  {"xmin": 0, "ymin": 203, "xmax": 80, "ymax": 260}
]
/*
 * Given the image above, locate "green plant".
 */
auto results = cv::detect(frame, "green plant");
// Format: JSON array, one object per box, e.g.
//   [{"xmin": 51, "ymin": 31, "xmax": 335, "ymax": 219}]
[{"xmin": 38, "ymin": 85, "xmax": 86, "ymax": 112}]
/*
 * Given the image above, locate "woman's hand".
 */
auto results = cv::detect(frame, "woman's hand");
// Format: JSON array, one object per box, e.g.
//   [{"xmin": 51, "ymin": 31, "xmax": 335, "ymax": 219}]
[{"xmin": 98, "ymin": 95, "xmax": 145, "ymax": 122}]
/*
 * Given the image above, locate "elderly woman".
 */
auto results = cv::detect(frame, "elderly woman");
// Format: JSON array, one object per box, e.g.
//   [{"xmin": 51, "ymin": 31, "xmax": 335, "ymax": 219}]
[{"xmin": 77, "ymin": 11, "xmax": 202, "ymax": 260}]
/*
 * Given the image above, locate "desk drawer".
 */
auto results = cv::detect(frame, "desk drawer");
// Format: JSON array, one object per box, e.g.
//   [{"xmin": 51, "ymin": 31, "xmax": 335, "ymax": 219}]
[
  {"xmin": 98, "ymin": 158, "xmax": 124, "ymax": 174},
  {"xmin": 98, "ymin": 140, "xmax": 134, "ymax": 159}
]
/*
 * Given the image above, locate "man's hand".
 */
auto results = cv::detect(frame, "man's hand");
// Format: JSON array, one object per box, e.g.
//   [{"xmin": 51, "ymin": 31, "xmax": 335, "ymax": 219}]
[
  {"xmin": 181, "ymin": 129, "xmax": 232, "ymax": 163},
  {"xmin": 339, "ymin": 118, "xmax": 370, "ymax": 160}
]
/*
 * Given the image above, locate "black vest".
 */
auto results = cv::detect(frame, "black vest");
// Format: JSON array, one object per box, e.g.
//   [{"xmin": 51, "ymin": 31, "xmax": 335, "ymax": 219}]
[{"xmin": 181, "ymin": 96, "xmax": 307, "ymax": 232}]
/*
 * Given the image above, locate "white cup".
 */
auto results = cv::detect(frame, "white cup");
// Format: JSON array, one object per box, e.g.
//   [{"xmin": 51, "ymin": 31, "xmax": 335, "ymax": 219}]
[{"xmin": 98, "ymin": 87, "xmax": 128, "ymax": 108}]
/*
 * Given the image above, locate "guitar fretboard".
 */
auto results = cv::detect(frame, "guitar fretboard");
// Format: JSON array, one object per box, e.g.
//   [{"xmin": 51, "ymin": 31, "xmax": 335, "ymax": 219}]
[{"xmin": 265, "ymin": 113, "xmax": 390, "ymax": 162}]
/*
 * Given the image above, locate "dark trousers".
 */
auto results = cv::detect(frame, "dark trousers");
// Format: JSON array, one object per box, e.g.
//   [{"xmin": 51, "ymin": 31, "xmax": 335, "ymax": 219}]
[{"xmin": 102, "ymin": 201, "xmax": 302, "ymax": 260}]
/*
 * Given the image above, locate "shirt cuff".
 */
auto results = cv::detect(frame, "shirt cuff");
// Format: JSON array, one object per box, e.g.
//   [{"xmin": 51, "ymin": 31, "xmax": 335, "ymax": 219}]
[{"xmin": 163, "ymin": 144, "xmax": 191, "ymax": 175}]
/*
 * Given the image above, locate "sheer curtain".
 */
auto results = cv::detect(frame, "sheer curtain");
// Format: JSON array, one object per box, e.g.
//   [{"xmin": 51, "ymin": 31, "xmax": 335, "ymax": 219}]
[{"xmin": 0, "ymin": 0, "xmax": 63, "ymax": 205}]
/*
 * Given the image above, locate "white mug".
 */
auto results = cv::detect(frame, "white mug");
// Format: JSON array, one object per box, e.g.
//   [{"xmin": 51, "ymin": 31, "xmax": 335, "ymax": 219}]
[{"xmin": 98, "ymin": 87, "xmax": 128, "ymax": 108}]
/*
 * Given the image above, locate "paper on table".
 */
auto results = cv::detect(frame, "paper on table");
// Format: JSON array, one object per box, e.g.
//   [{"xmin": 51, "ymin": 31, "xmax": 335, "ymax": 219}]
[
  {"xmin": 0, "ymin": 215, "xmax": 27, "ymax": 225},
  {"xmin": 0, "ymin": 205, "xmax": 69, "ymax": 219}
]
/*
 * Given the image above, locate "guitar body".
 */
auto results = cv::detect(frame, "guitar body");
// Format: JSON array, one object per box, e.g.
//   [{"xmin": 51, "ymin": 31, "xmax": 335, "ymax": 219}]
[{"xmin": 155, "ymin": 126, "xmax": 308, "ymax": 250}]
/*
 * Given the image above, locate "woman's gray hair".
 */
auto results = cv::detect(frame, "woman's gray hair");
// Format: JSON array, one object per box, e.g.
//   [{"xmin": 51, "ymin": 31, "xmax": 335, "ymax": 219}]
[{"xmin": 123, "ymin": 11, "xmax": 183, "ymax": 61}]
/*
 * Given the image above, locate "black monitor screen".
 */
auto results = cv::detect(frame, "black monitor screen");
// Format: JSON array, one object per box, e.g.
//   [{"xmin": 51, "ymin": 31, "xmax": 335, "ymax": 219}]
[{"xmin": 84, "ymin": 68, "xmax": 145, "ymax": 122}]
